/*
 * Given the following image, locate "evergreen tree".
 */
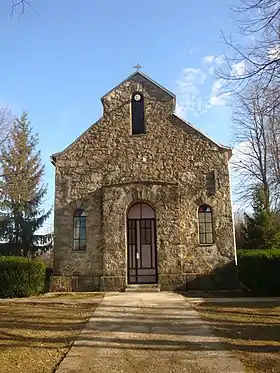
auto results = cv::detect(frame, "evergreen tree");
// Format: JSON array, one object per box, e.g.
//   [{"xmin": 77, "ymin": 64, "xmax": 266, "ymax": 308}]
[
  {"xmin": 0, "ymin": 112, "xmax": 52, "ymax": 257},
  {"xmin": 241, "ymin": 184, "xmax": 280, "ymax": 250}
]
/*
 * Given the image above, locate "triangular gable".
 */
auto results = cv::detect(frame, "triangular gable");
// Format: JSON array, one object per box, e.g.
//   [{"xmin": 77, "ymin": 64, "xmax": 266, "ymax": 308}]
[
  {"xmin": 51, "ymin": 72, "xmax": 232, "ymax": 164},
  {"xmin": 51, "ymin": 117, "xmax": 102, "ymax": 163},
  {"xmin": 101, "ymin": 71, "xmax": 175, "ymax": 101},
  {"xmin": 168, "ymin": 113, "xmax": 232, "ymax": 155}
]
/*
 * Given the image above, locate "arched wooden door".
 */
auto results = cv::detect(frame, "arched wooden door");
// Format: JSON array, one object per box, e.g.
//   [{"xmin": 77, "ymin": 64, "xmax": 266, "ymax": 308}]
[{"xmin": 127, "ymin": 203, "xmax": 158, "ymax": 284}]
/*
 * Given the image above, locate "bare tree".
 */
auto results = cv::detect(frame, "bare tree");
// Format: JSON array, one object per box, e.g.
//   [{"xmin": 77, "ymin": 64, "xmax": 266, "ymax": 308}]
[
  {"xmin": 265, "ymin": 100, "xmax": 280, "ymax": 208},
  {"xmin": 220, "ymin": 0, "xmax": 280, "ymax": 102},
  {"xmin": 234, "ymin": 213, "xmax": 245, "ymax": 249},
  {"xmin": 231, "ymin": 85, "xmax": 279, "ymax": 209},
  {"xmin": 0, "ymin": 107, "xmax": 13, "ymax": 147},
  {"xmin": 10, "ymin": 0, "xmax": 37, "ymax": 18}
]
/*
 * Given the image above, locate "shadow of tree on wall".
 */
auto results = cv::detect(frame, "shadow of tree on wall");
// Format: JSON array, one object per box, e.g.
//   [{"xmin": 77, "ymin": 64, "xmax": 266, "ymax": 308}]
[{"xmin": 177, "ymin": 261, "xmax": 242, "ymax": 293}]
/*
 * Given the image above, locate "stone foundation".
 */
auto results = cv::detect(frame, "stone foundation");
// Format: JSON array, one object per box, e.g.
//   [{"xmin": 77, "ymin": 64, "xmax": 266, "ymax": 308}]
[
  {"xmin": 50, "ymin": 275, "xmax": 100, "ymax": 292},
  {"xmin": 50, "ymin": 267, "xmax": 240, "ymax": 292},
  {"xmin": 50, "ymin": 275, "xmax": 79, "ymax": 292},
  {"xmin": 100, "ymin": 276, "xmax": 126, "ymax": 292},
  {"xmin": 159, "ymin": 274, "xmax": 187, "ymax": 291}
]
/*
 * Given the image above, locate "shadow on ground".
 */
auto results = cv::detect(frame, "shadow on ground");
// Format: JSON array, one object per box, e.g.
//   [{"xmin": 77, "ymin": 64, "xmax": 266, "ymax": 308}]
[{"xmin": 0, "ymin": 298, "xmax": 279, "ymax": 354}]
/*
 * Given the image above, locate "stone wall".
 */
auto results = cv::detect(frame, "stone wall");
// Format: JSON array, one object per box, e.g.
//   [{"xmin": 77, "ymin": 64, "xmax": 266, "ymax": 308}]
[{"xmin": 51, "ymin": 72, "xmax": 237, "ymax": 291}]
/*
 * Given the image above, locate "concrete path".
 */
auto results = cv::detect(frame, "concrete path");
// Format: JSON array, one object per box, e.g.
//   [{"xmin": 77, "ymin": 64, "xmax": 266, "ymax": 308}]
[{"xmin": 56, "ymin": 292, "xmax": 245, "ymax": 373}]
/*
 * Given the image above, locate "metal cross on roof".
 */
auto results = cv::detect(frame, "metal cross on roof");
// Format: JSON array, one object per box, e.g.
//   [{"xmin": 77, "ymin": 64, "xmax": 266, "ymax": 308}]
[{"xmin": 133, "ymin": 63, "xmax": 144, "ymax": 71}]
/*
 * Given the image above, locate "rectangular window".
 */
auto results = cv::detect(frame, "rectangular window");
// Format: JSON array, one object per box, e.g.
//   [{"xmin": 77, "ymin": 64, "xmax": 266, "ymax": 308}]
[
  {"xmin": 132, "ymin": 93, "xmax": 145, "ymax": 135},
  {"xmin": 73, "ymin": 210, "xmax": 87, "ymax": 251},
  {"xmin": 198, "ymin": 205, "xmax": 214, "ymax": 245}
]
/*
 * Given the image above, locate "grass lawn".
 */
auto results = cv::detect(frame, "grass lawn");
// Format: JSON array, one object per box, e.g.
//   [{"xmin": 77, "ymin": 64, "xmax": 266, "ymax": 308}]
[
  {"xmin": 0, "ymin": 294, "xmax": 102, "ymax": 373},
  {"xmin": 36, "ymin": 292, "xmax": 100, "ymax": 300},
  {"xmin": 193, "ymin": 300, "xmax": 280, "ymax": 373}
]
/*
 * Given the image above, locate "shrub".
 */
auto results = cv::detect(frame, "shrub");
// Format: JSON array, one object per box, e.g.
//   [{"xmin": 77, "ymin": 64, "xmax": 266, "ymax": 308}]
[
  {"xmin": 238, "ymin": 249, "xmax": 280, "ymax": 295},
  {"xmin": 0, "ymin": 256, "xmax": 46, "ymax": 298}
]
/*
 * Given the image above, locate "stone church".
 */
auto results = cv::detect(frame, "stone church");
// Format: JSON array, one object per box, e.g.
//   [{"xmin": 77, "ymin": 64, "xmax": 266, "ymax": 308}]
[{"xmin": 50, "ymin": 71, "xmax": 238, "ymax": 292}]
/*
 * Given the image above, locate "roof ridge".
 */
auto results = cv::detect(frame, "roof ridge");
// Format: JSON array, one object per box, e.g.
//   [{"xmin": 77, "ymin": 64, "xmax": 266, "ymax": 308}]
[
  {"xmin": 171, "ymin": 113, "xmax": 232, "ymax": 151},
  {"xmin": 100, "ymin": 71, "xmax": 175, "ymax": 100}
]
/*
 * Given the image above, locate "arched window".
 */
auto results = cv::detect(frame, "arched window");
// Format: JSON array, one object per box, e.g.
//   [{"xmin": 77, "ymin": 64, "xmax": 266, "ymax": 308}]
[
  {"xmin": 73, "ymin": 209, "xmax": 86, "ymax": 251},
  {"xmin": 131, "ymin": 92, "xmax": 145, "ymax": 135},
  {"xmin": 198, "ymin": 205, "xmax": 214, "ymax": 244}
]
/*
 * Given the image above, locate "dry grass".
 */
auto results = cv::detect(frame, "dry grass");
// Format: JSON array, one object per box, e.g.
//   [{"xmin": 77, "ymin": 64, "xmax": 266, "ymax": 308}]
[
  {"xmin": 36, "ymin": 292, "xmax": 100, "ymax": 300},
  {"xmin": 194, "ymin": 300, "xmax": 280, "ymax": 373},
  {"xmin": 0, "ymin": 295, "xmax": 102, "ymax": 373}
]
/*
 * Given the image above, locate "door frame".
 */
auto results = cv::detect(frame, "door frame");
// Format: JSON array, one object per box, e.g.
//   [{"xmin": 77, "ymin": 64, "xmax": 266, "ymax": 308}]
[{"xmin": 126, "ymin": 203, "xmax": 158, "ymax": 285}]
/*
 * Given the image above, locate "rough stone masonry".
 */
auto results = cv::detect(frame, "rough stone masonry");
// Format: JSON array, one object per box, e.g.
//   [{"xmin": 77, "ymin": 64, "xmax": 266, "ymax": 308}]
[{"xmin": 50, "ymin": 71, "xmax": 238, "ymax": 292}]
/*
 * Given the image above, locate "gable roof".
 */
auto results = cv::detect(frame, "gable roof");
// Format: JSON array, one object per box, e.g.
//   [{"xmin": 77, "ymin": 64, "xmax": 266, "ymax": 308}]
[
  {"xmin": 169, "ymin": 113, "xmax": 232, "ymax": 154},
  {"xmin": 51, "ymin": 72, "xmax": 232, "ymax": 164},
  {"xmin": 101, "ymin": 71, "xmax": 175, "ymax": 101},
  {"xmin": 51, "ymin": 117, "xmax": 102, "ymax": 162}
]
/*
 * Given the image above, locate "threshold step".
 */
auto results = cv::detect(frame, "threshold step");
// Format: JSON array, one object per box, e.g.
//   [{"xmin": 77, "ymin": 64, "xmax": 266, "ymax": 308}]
[{"xmin": 125, "ymin": 284, "xmax": 160, "ymax": 292}]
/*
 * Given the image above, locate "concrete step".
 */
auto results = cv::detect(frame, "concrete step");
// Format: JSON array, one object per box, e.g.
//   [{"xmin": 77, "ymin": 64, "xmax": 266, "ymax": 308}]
[{"xmin": 125, "ymin": 284, "xmax": 160, "ymax": 292}]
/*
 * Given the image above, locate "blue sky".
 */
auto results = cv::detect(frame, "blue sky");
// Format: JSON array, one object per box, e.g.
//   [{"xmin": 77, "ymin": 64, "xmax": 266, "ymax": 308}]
[{"xmin": 0, "ymin": 0, "xmax": 241, "ymax": 227}]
